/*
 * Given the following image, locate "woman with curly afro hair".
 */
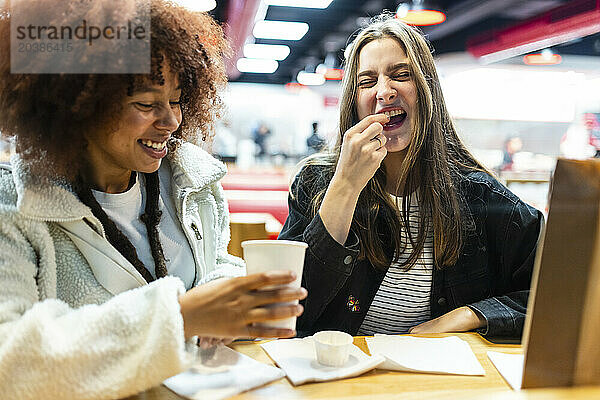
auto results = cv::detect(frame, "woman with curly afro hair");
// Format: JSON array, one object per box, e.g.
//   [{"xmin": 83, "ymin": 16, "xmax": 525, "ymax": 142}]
[{"xmin": 0, "ymin": 1, "xmax": 306, "ymax": 398}]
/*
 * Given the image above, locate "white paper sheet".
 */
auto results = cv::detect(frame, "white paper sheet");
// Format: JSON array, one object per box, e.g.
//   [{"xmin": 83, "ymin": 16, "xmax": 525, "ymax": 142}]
[
  {"xmin": 487, "ymin": 351, "xmax": 524, "ymax": 390},
  {"xmin": 365, "ymin": 335, "xmax": 485, "ymax": 376},
  {"xmin": 260, "ymin": 337, "xmax": 385, "ymax": 386},
  {"xmin": 163, "ymin": 345, "xmax": 285, "ymax": 400}
]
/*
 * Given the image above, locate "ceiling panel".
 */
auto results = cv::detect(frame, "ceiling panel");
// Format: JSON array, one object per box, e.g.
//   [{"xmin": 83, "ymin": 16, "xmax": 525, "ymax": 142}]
[{"xmin": 210, "ymin": 0, "xmax": 598, "ymax": 85}]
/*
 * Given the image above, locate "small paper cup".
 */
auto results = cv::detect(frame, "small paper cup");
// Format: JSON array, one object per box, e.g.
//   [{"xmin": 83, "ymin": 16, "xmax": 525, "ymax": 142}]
[
  {"xmin": 313, "ymin": 330, "xmax": 353, "ymax": 367},
  {"xmin": 242, "ymin": 240, "xmax": 308, "ymax": 330}
]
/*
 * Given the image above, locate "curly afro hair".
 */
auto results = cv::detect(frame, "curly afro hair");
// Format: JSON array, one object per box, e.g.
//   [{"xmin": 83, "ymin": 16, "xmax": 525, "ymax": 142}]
[{"xmin": 0, "ymin": 0, "xmax": 229, "ymax": 180}]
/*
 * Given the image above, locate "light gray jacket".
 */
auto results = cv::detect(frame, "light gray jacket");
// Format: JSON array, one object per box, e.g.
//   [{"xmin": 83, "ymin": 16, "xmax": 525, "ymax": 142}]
[{"xmin": 0, "ymin": 142, "xmax": 245, "ymax": 399}]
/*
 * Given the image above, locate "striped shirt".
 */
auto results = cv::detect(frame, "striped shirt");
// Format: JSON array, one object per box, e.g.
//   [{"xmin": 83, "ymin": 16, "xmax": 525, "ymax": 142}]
[{"xmin": 357, "ymin": 195, "xmax": 434, "ymax": 335}]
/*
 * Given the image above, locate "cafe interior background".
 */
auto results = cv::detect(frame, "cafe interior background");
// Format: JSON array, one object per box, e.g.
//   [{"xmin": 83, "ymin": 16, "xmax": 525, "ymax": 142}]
[{"xmin": 1, "ymin": 0, "xmax": 599, "ymax": 255}]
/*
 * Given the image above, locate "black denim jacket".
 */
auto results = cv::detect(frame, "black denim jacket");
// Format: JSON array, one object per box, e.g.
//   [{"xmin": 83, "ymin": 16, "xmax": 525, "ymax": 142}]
[{"xmin": 279, "ymin": 165, "xmax": 543, "ymax": 339}]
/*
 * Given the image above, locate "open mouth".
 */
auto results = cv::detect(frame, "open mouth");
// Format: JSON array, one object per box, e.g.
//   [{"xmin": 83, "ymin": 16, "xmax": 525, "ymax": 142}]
[
  {"xmin": 137, "ymin": 138, "xmax": 168, "ymax": 159},
  {"xmin": 138, "ymin": 138, "xmax": 167, "ymax": 150},
  {"xmin": 379, "ymin": 109, "xmax": 407, "ymax": 131}
]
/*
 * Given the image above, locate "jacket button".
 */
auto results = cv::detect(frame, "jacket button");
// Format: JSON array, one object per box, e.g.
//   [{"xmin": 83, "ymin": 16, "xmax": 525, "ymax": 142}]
[
  {"xmin": 437, "ymin": 297, "xmax": 447, "ymax": 306},
  {"xmin": 343, "ymin": 255, "xmax": 353, "ymax": 265}
]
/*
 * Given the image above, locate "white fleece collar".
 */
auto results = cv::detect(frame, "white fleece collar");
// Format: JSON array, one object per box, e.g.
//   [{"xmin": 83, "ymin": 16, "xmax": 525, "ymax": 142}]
[
  {"xmin": 167, "ymin": 142, "xmax": 227, "ymax": 191},
  {"xmin": 10, "ymin": 142, "xmax": 226, "ymax": 221}
]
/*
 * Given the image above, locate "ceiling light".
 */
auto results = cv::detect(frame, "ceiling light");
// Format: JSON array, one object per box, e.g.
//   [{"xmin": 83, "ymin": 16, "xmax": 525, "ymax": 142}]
[
  {"xmin": 253, "ymin": 21, "xmax": 309, "ymax": 41},
  {"xmin": 243, "ymin": 44, "xmax": 291, "ymax": 61},
  {"xmin": 264, "ymin": 0, "xmax": 333, "ymax": 9},
  {"xmin": 297, "ymin": 71, "xmax": 325, "ymax": 86},
  {"xmin": 396, "ymin": 0, "xmax": 446, "ymax": 26},
  {"xmin": 523, "ymin": 49, "xmax": 562, "ymax": 66},
  {"xmin": 174, "ymin": 0, "xmax": 216, "ymax": 12},
  {"xmin": 236, "ymin": 58, "xmax": 279, "ymax": 73}
]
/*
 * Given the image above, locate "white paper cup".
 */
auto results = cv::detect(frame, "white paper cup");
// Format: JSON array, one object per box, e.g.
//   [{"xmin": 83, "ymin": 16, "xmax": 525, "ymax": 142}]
[
  {"xmin": 313, "ymin": 330, "xmax": 353, "ymax": 367},
  {"xmin": 241, "ymin": 239, "xmax": 308, "ymax": 330}
]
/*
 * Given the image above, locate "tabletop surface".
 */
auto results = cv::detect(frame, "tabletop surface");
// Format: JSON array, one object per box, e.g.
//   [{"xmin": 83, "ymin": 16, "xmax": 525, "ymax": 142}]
[{"xmin": 125, "ymin": 333, "xmax": 600, "ymax": 400}]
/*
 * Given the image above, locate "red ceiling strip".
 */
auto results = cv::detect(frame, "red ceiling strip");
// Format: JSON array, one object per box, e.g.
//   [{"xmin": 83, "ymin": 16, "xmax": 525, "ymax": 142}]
[
  {"xmin": 467, "ymin": 0, "xmax": 600, "ymax": 61},
  {"xmin": 224, "ymin": 0, "xmax": 262, "ymax": 79}
]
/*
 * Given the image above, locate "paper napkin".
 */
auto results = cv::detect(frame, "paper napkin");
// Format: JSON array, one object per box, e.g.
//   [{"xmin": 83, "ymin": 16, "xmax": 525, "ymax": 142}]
[
  {"xmin": 260, "ymin": 337, "xmax": 385, "ymax": 386},
  {"xmin": 487, "ymin": 351, "xmax": 524, "ymax": 390},
  {"xmin": 366, "ymin": 335, "xmax": 485, "ymax": 376},
  {"xmin": 163, "ymin": 344, "xmax": 285, "ymax": 400}
]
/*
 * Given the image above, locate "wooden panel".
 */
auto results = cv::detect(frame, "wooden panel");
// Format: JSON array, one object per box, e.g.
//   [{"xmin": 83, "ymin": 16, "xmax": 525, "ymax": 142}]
[
  {"xmin": 522, "ymin": 158, "xmax": 600, "ymax": 388},
  {"xmin": 228, "ymin": 220, "xmax": 269, "ymax": 258},
  {"xmin": 574, "ymin": 210, "xmax": 600, "ymax": 385}
]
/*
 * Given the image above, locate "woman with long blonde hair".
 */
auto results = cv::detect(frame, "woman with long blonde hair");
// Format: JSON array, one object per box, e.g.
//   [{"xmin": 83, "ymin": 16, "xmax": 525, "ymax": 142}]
[{"xmin": 280, "ymin": 15, "xmax": 542, "ymax": 338}]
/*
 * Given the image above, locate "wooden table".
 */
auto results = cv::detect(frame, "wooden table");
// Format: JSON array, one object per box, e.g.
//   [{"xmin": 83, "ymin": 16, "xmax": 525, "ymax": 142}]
[{"xmin": 127, "ymin": 333, "xmax": 600, "ymax": 400}]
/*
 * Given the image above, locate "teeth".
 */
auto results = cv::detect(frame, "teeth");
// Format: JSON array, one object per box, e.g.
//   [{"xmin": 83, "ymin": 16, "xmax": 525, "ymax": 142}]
[
  {"xmin": 141, "ymin": 139, "xmax": 167, "ymax": 150},
  {"xmin": 382, "ymin": 109, "xmax": 406, "ymax": 118}
]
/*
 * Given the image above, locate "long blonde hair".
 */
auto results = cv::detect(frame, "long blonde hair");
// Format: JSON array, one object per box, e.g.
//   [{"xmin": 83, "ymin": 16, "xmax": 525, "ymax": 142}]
[{"xmin": 300, "ymin": 14, "xmax": 488, "ymax": 270}]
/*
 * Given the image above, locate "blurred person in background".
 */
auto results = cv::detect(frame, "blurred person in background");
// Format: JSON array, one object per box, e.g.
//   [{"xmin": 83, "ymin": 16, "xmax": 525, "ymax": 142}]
[
  {"xmin": 560, "ymin": 112, "xmax": 598, "ymax": 159},
  {"xmin": 500, "ymin": 135, "xmax": 523, "ymax": 171},
  {"xmin": 583, "ymin": 113, "xmax": 600, "ymax": 158},
  {"xmin": 0, "ymin": 1, "xmax": 305, "ymax": 399},
  {"xmin": 306, "ymin": 121, "xmax": 326, "ymax": 154},
  {"xmin": 279, "ymin": 14, "xmax": 542, "ymax": 339},
  {"xmin": 252, "ymin": 121, "xmax": 272, "ymax": 158}
]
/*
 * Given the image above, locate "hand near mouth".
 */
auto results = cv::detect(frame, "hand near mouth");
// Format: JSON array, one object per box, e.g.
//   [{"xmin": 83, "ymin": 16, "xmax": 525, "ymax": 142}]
[
  {"xmin": 332, "ymin": 113, "xmax": 390, "ymax": 195},
  {"xmin": 317, "ymin": 114, "xmax": 390, "ymax": 245}
]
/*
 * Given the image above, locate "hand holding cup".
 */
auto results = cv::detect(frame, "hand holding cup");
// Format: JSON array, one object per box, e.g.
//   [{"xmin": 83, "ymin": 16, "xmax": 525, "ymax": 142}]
[
  {"xmin": 242, "ymin": 240, "xmax": 309, "ymax": 331},
  {"xmin": 178, "ymin": 270, "xmax": 307, "ymax": 339}
]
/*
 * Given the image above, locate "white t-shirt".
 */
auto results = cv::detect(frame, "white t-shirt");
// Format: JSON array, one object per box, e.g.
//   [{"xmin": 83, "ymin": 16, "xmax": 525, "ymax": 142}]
[
  {"xmin": 92, "ymin": 164, "xmax": 195, "ymax": 289},
  {"xmin": 357, "ymin": 195, "xmax": 434, "ymax": 335}
]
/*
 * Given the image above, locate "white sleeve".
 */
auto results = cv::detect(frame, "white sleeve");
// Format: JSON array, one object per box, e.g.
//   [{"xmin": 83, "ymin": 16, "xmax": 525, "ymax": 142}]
[
  {"xmin": 0, "ymin": 216, "xmax": 193, "ymax": 399},
  {"xmin": 0, "ymin": 278, "xmax": 193, "ymax": 400}
]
